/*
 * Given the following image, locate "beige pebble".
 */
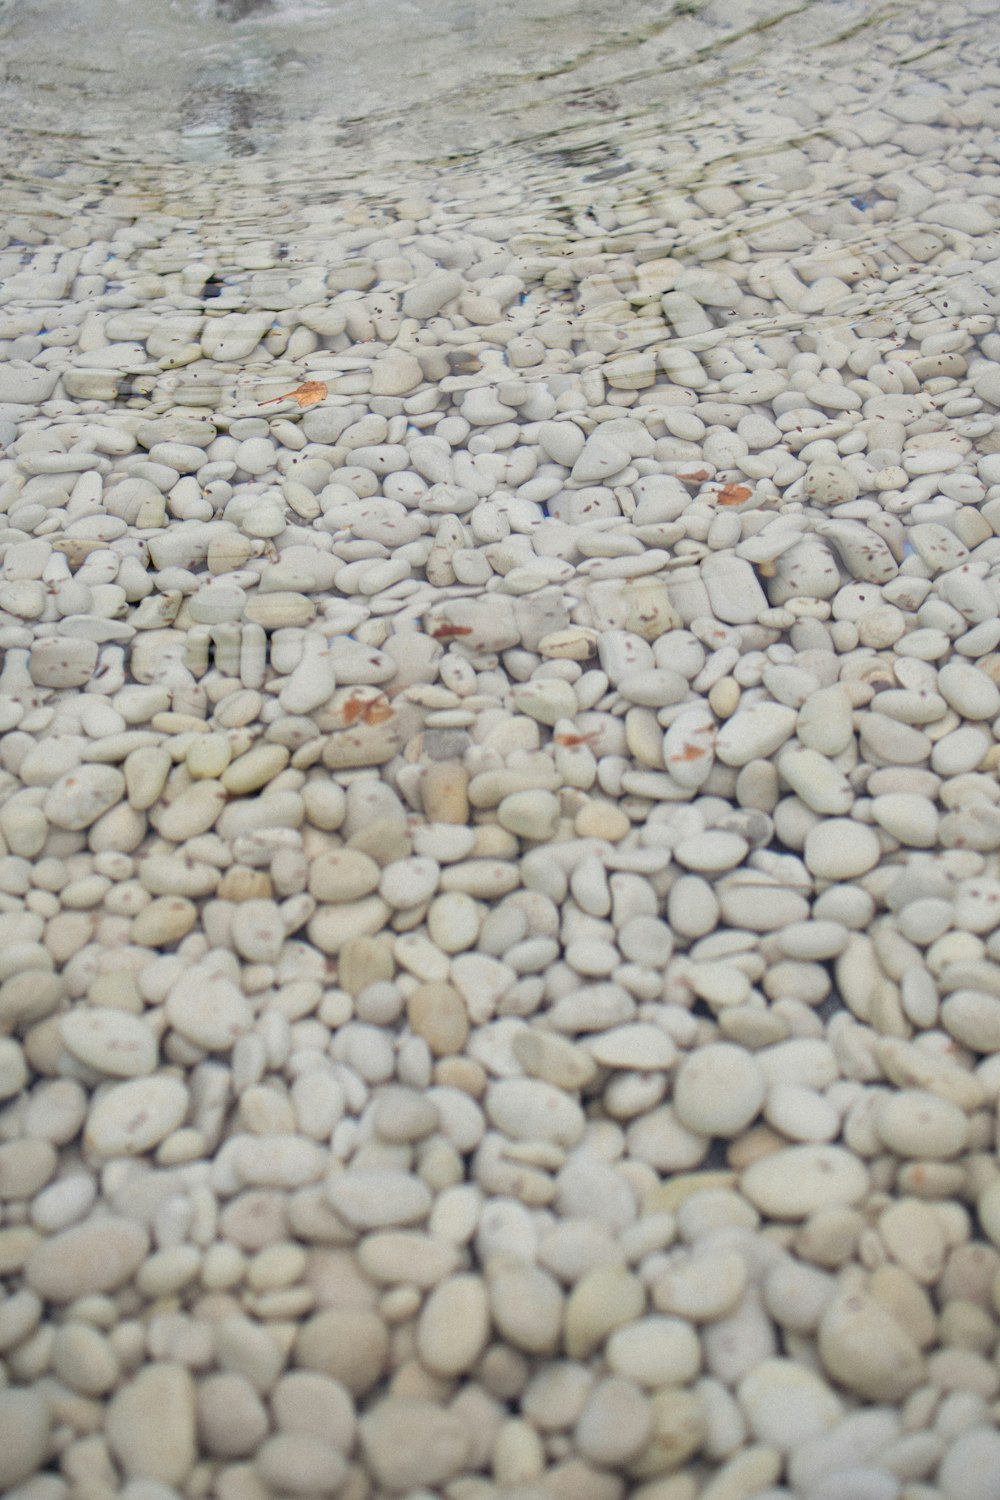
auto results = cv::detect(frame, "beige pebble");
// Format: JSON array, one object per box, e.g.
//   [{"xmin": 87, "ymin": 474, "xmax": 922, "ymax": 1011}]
[
  {"xmin": 43, "ymin": 764, "xmax": 126, "ymax": 830},
  {"xmin": 485, "ymin": 1077, "xmax": 586, "ymax": 1148},
  {"xmin": 307, "ymin": 896, "xmax": 391, "ymax": 953},
  {"xmin": 488, "ymin": 1260, "xmax": 564, "ymax": 1354},
  {"xmin": 575, "ymin": 1374, "xmax": 653, "ymax": 1466},
  {"xmin": 737, "ymin": 1356, "xmax": 844, "ymax": 1449},
  {"xmin": 223, "ymin": 744, "xmax": 291, "ymax": 794},
  {"xmin": 309, "ymin": 847, "xmax": 381, "ymax": 901},
  {"xmin": 357, "ymin": 1231, "xmax": 460, "ymax": 1288},
  {"xmin": 565, "ymin": 1265, "xmax": 646, "ymax": 1359},
  {"xmin": 818, "ymin": 1288, "xmax": 925, "ymax": 1400},
  {"xmin": 52, "ymin": 1318, "xmax": 120, "ymax": 1395},
  {"xmin": 359, "ymin": 1396, "xmax": 471, "ymax": 1492},
  {"xmin": 497, "ymin": 788, "xmax": 561, "ymax": 839},
  {"xmin": 26, "ymin": 1216, "xmax": 149, "ymax": 1301},
  {"xmin": 196, "ymin": 1371, "xmax": 270, "ymax": 1458},
  {"xmin": 629, "ymin": 1385, "xmax": 707, "ymax": 1478},
  {"xmin": 673, "ymin": 1043, "xmax": 765, "ymax": 1138},
  {"xmin": 84, "ymin": 1074, "xmax": 189, "ymax": 1156},
  {"xmin": 59, "ymin": 1006, "xmax": 158, "ymax": 1077},
  {"xmin": 740, "ymin": 1145, "xmax": 870, "ymax": 1219},
  {"xmin": 130, "ymin": 894, "xmax": 198, "ymax": 946},
  {"xmin": 106, "ymin": 1361, "xmax": 197, "ymax": 1485},
  {"xmin": 416, "ymin": 1273, "xmax": 491, "ymax": 1376},
  {"xmin": 879, "ymin": 1198, "xmax": 948, "ymax": 1284},
  {"xmin": 271, "ymin": 1369, "xmax": 356, "ymax": 1452},
  {"xmin": 327, "ymin": 1168, "xmax": 432, "ymax": 1229},
  {"xmin": 606, "ymin": 1315, "xmax": 702, "ymax": 1387},
  {"xmin": 0, "ymin": 1386, "xmax": 52, "ymax": 1490},
  {"xmin": 406, "ymin": 981, "xmax": 470, "ymax": 1055},
  {"xmin": 652, "ymin": 1248, "xmax": 748, "ymax": 1322},
  {"xmin": 875, "ymin": 1087, "xmax": 970, "ymax": 1159},
  {"xmin": 422, "ymin": 761, "xmax": 470, "ymax": 823},
  {"xmin": 166, "ymin": 966, "xmax": 253, "ymax": 1050},
  {"xmin": 255, "ymin": 1433, "xmax": 348, "ymax": 1494},
  {"xmin": 294, "ymin": 1305, "xmax": 389, "ymax": 1396}
]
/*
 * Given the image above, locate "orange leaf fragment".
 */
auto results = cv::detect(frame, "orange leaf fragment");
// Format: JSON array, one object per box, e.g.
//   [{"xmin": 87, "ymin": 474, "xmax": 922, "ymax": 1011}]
[
  {"xmin": 678, "ymin": 469, "xmax": 711, "ymax": 484},
  {"xmin": 341, "ymin": 693, "xmax": 395, "ymax": 727},
  {"xmin": 259, "ymin": 380, "xmax": 328, "ymax": 409},
  {"xmin": 717, "ymin": 483, "xmax": 752, "ymax": 507},
  {"xmin": 430, "ymin": 623, "xmax": 474, "ymax": 640},
  {"xmin": 670, "ymin": 742, "xmax": 706, "ymax": 762},
  {"xmin": 554, "ymin": 730, "xmax": 600, "ymax": 749}
]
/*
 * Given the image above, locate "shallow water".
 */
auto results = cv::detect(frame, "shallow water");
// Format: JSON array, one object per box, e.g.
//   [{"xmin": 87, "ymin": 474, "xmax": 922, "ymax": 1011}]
[{"xmin": 4, "ymin": 0, "xmax": 1000, "ymax": 1495}]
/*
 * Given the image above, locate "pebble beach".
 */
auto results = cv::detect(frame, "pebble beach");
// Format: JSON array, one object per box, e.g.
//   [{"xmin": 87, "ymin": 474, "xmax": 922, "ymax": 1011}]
[{"xmin": 3, "ymin": 0, "xmax": 1000, "ymax": 1495}]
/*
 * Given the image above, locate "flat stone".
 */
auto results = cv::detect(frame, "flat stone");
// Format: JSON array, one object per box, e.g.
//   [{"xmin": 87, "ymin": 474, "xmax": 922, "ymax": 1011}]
[
  {"xmin": 84, "ymin": 1075, "xmax": 188, "ymax": 1157},
  {"xmin": 673, "ymin": 1043, "xmax": 766, "ymax": 1138},
  {"xmin": 0, "ymin": 1387, "xmax": 51, "ymax": 1488},
  {"xmin": 359, "ymin": 1396, "xmax": 471, "ymax": 1491},
  {"xmin": 818, "ymin": 1289, "xmax": 925, "ymax": 1401},
  {"xmin": 106, "ymin": 1361, "xmax": 197, "ymax": 1485},
  {"xmin": 803, "ymin": 820, "xmax": 882, "ymax": 879},
  {"xmin": 738, "ymin": 1356, "xmax": 844, "ymax": 1449},
  {"xmin": 60, "ymin": 1007, "xmax": 158, "ymax": 1077},
  {"xmin": 26, "ymin": 1216, "xmax": 150, "ymax": 1301},
  {"xmin": 416, "ymin": 1273, "xmax": 490, "ymax": 1376},
  {"xmin": 327, "ymin": 1169, "xmax": 432, "ymax": 1229},
  {"xmin": 740, "ymin": 1145, "xmax": 870, "ymax": 1219}
]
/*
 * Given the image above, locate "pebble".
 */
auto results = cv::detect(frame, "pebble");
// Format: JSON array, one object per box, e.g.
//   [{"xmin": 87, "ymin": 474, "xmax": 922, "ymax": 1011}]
[
  {"xmin": 26, "ymin": 1217, "xmax": 149, "ymax": 1301},
  {"xmin": 0, "ymin": 1387, "xmax": 51, "ymax": 1488},
  {"xmin": 84, "ymin": 1075, "xmax": 189, "ymax": 1156},
  {"xmin": 740, "ymin": 1146, "xmax": 870, "ymax": 1219},
  {"xmin": 106, "ymin": 1361, "xmax": 197, "ymax": 1485},
  {"xmin": 673, "ymin": 1044, "xmax": 766, "ymax": 1138},
  {"xmin": 818, "ymin": 1290, "xmax": 925, "ymax": 1401},
  {"xmin": 3, "ymin": 29, "xmax": 1000, "ymax": 1499},
  {"xmin": 359, "ymin": 1397, "xmax": 471, "ymax": 1490},
  {"xmin": 804, "ymin": 820, "xmax": 883, "ymax": 879}
]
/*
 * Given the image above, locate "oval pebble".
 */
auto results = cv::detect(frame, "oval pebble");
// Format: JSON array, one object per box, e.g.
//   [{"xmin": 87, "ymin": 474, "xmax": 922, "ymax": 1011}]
[
  {"xmin": 84, "ymin": 1076, "xmax": 189, "ymax": 1156},
  {"xmin": 741, "ymin": 1145, "xmax": 870, "ymax": 1219},
  {"xmin": 60, "ymin": 1007, "xmax": 158, "ymax": 1077},
  {"xmin": 673, "ymin": 1043, "xmax": 765, "ymax": 1138}
]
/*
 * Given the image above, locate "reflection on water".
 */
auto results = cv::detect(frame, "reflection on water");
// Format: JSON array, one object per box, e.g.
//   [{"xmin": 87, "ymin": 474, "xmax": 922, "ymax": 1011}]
[{"xmin": 1, "ymin": 0, "xmax": 998, "ymax": 361}]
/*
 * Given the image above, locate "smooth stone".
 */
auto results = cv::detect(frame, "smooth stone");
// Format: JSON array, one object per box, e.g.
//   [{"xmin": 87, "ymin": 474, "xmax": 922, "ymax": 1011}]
[
  {"xmin": 818, "ymin": 1289, "xmax": 925, "ymax": 1401},
  {"xmin": 84, "ymin": 1076, "xmax": 189, "ymax": 1156},
  {"xmin": 485, "ymin": 1077, "xmax": 586, "ymax": 1147},
  {"xmin": 652, "ymin": 1248, "xmax": 748, "ymax": 1322},
  {"xmin": 255, "ymin": 1434, "xmax": 348, "ymax": 1494},
  {"xmin": 673, "ymin": 1044, "xmax": 766, "ymax": 1138},
  {"xmin": 937, "ymin": 661, "xmax": 1000, "ymax": 721},
  {"xmin": 197, "ymin": 1372, "xmax": 270, "ymax": 1458},
  {"xmin": 42, "ymin": 764, "xmax": 126, "ymax": 830},
  {"xmin": 327, "ymin": 1169, "xmax": 432, "ymax": 1229},
  {"xmin": 740, "ymin": 1145, "xmax": 870, "ymax": 1219},
  {"xmin": 605, "ymin": 1315, "xmax": 702, "ymax": 1387},
  {"xmin": 870, "ymin": 793, "xmax": 939, "ymax": 847},
  {"xmin": 938, "ymin": 1427, "xmax": 1000, "ymax": 1500},
  {"xmin": 738, "ymin": 1357, "xmax": 844, "ymax": 1449},
  {"xmin": 359, "ymin": 1396, "xmax": 471, "ymax": 1491},
  {"xmin": 875, "ymin": 1088, "xmax": 970, "ymax": 1159},
  {"xmin": 488, "ymin": 1261, "xmax": 565, "ymax": 1354},
  {"xmin": 59, "ymin": 1007, "xmax": 158, "ymax": 1077},
  {"xmin": 106, "ymin": 1362, "xmax": 197, "ymax": 1484},
  {"xmin": 416, "ymin": 1274, "xmax": 491, "ymax": 1376},
  {"xmin": 25, "ymin": 1217, "xmax": 150, "ymax": 1302},
  {"xmin": 716, "ymin": 702, "xmax": 798, "ymax": 766},
  {"xmin": 0, "ymin": 1387, "xmax": 51, "ymax": 1488},
  {"xmin": 574, "ymin": 1375, "xmax": 653, "ymax": 1466},
  {"xmin": 564, "ymin": 1266, "xmax": 645, "ymax": 1359},
  {"xmin": 803, "ymin": 820, "xmax": 882, "ymax": 879}
]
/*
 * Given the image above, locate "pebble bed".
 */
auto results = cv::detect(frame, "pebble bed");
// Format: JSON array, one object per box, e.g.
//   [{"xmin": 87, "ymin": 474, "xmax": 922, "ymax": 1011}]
[{"xmin": 4, "ymin": 0, "xmax": 1000, "ymax": 1497}]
